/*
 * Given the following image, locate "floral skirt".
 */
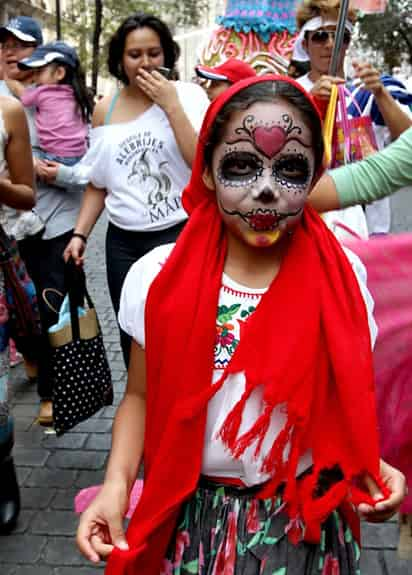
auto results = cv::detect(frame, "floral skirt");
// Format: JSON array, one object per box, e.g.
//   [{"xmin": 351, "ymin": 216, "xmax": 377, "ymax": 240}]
[{"xmin": 163, "ymin": 478, "xmax": 360, "ymax": 575}]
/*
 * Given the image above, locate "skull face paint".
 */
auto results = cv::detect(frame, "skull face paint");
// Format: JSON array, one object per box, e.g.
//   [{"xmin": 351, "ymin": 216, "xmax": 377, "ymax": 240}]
[{"xmin": 210, "ymin": 101, "xmax": 316, "ymax": 248}]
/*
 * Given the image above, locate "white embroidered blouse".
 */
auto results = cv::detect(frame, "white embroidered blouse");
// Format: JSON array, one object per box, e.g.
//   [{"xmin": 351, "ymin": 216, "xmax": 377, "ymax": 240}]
[{"xmin": 119, "ymin": 243, "xmax": 377, "ymax": 486}]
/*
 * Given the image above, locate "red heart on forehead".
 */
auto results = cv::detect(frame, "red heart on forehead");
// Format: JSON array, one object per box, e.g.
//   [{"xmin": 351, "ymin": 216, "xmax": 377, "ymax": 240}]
[{"xmin": 253, "ymin": 125, "xmax": 287, "ymax": 158}]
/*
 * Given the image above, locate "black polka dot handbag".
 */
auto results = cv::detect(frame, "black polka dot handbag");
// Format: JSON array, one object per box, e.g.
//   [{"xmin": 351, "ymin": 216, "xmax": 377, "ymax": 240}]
[{"xmin": 49, "ymin": 260, "xmax": 113, "ymax": 436}]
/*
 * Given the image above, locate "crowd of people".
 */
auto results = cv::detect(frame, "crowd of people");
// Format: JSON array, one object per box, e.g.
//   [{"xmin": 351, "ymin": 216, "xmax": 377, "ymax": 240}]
[{"xmin": 0, "ymin": 2, "xmax": 411, "ymax": 573}]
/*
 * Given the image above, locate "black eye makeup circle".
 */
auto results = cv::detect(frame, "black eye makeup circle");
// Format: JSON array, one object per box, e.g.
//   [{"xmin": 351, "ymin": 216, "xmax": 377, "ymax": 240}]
[
  {"xmin": 272, "ymin": 154, "xmax": 311, "ymax": 187},
  {"xmin": 217, "ymin": 151, "xmax": 264, "ymax": 187}
]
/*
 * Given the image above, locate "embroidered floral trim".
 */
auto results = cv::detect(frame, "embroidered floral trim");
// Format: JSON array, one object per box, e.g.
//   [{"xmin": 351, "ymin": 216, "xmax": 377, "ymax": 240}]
[
  {"xmin": 222, "ymin": 283, "xmax": 263, "ymax": 299},
  {"xmin": 215, "ymin": 295, "xmax": 259, "ymax": 369}
]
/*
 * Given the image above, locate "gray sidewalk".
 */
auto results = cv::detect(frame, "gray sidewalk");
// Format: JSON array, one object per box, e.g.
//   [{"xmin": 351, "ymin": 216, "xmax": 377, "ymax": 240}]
[
  {"xmin": 1, "ymin": 208, "xmax": 411, "ymax": 574},
  {"xmin": 3, "ymin": 216, "xmax": 122, "ymax": 575}
]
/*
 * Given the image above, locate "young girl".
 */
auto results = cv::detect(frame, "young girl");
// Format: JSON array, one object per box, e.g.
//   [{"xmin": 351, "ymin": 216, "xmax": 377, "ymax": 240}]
[
  {"xmin": 77, "ymin": 76, "xmax": 405, "ymax": 574},
  {"xmin": 7, "ymin": 40, "xmax": 92, "ymax": 168}
]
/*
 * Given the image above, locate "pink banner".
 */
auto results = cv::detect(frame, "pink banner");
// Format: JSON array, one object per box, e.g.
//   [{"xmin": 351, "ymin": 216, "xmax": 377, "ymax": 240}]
[{"xmin": 346, "ymin": 233, "xmax": 412, "ymax": 512}]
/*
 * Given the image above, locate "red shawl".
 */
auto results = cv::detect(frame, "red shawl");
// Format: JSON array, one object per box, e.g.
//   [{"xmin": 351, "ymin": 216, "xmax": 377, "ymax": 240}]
[{"xmin": 106, "ymin": 76, "xmax": 386, "ymax": 575}]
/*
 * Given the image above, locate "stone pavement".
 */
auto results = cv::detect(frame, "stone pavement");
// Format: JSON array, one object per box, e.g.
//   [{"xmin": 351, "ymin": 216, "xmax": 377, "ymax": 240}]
[{"xmin": 1, "ymin": 211, "xmax": 412, "ymax": 574}]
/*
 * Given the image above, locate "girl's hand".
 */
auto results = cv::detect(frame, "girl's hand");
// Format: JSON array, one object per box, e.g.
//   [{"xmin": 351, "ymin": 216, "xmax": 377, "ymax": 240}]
[
  {"xmin": 34, "ymin": 159, "xmax": 51, "ymax": 181},
  {"xmin": 63, "ymin": 236, "xmax": 86, "ymax": 265},
  {"xmin": 35, "ymin": 160, "xmax": 60, "ymax": 183},
  {"xmin": 352, "ymin": 61, "xmax": 384, "ymax": 97},
  {"xmin": 311, "ymin": 75, "xmax": 345, "ymax": 100},
  {"xmin": 136, "ymin": 69, "xmax": 179, "ymax": 114},
  {"xmin": 358, "ymin": 459, "xmax": 407, "ymax": 522},
  {"xmin": 76, "ymin": 482, "xmax": 129, "ymax": 563}
]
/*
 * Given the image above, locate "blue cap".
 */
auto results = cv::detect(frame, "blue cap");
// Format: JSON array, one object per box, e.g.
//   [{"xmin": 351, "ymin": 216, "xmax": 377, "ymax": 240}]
[
  {"xmin": 0, "ymin": 16, "xmax": 43, "ymax": 45},
  {"xmin": 18, "ymin": 41, "xmax": 79, "ymax": 70}
]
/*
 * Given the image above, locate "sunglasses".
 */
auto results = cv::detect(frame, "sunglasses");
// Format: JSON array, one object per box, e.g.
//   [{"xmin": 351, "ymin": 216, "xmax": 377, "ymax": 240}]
[{"xmin": 310, "ymin": 30, "xmax": 352, "ymax": 46}]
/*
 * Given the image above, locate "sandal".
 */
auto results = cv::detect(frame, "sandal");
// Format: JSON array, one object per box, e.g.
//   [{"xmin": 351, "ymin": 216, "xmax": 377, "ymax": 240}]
[{"xmin": 37, "ymin": 400, "xmax": 53, "ymax": 427}]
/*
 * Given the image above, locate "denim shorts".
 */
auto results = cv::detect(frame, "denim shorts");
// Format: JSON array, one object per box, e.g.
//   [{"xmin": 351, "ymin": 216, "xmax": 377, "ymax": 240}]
[{"xmin": 35, "ymin": 150, "xmax": 83, "ymax": 167}]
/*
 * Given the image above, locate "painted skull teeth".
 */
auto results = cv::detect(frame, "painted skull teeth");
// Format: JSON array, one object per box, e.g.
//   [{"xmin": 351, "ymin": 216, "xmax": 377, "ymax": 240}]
[{"xmin": 244, "ymin": 209, "xmax": 281, "ymax": 231}]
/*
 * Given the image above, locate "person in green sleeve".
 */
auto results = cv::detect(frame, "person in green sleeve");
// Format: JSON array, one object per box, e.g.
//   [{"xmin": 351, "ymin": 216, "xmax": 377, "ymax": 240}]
[{"xmin": 309, "ymin": 126, "xmax": 412, "ymax": 213}]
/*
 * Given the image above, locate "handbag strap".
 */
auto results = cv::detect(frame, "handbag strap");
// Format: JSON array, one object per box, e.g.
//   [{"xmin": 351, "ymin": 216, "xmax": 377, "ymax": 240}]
[
  {"xmin": 65, "ymin": 258, "xmax": 95, "ymax": 342},
  {"xmin": 337, "ymin": 84, "xmax": 352, "ymax": 164},
  {"xmin": 42, "ymin": 288, "xmax": 64, "ymax": 314},
  {"xmin": 340, "ymin": 85, "xmax": 364, "ymax": 117},
  {"xmin": 348, "ymin": 83, "xmax": 375, "ymax": 117},
  {"xmin": 323, "ymin": 83, "xmax": 338, "ymax": 168}
]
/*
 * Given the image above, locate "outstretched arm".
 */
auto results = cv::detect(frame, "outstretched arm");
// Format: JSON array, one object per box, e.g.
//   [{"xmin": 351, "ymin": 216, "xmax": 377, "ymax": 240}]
[
  {"xmin": 309, "ymin": 127, "xmax": 412, "ymax": 213},
  {"xmin": 77, "ymin": 342, "xmax": 146, "ymax": 562},
  {"xmin": 36, "ymin": 158, "xmax": 92, "ymax": 189}
]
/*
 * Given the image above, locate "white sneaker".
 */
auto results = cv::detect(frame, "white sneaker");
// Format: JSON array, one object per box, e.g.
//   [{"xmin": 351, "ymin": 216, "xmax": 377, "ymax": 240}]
[{"xmin": 11, "ymin": 210, "xmax": 45, "ymax": 241}]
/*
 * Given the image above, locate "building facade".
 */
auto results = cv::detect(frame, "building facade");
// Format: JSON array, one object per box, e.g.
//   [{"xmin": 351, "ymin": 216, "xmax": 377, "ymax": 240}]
[
  {"xmin": 0, "ymin": 0, "xmax": 225, "ymax": 90},
  {"xmin": 0, "ymin": 0, "xmax": 69, "ymax": 41}
]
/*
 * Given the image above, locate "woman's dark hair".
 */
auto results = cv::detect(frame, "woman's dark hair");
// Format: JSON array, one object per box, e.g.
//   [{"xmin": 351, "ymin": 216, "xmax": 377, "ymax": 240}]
[
  {"xmin": 56, "ymin": 62, "xmax": 93, "ymax": 123},
  {"xmin": 204, "ymin": 80, "xmax": 324, "ymax": 178},
  {"xmin": 108, "ymin": 13, "xmax": 181, "ymax": 85}
]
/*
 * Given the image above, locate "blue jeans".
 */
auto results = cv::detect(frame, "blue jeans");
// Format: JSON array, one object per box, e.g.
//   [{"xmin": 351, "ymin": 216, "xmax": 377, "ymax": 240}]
[{"xmin": 35, "ymin": 150, "xmax": 82, "ymax": 167}]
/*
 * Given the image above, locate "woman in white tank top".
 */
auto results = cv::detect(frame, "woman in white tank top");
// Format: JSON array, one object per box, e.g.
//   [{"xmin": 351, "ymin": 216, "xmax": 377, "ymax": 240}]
[{"xmin": 63, "ymin": 13, "xmax": 209, "ymax": 368}]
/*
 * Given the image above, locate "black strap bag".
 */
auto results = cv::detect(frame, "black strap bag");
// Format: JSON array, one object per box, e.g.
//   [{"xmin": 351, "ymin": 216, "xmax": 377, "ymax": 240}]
[{"xmin": 50, "ymin": 259, "xmax": 113, "ymax": 436}]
